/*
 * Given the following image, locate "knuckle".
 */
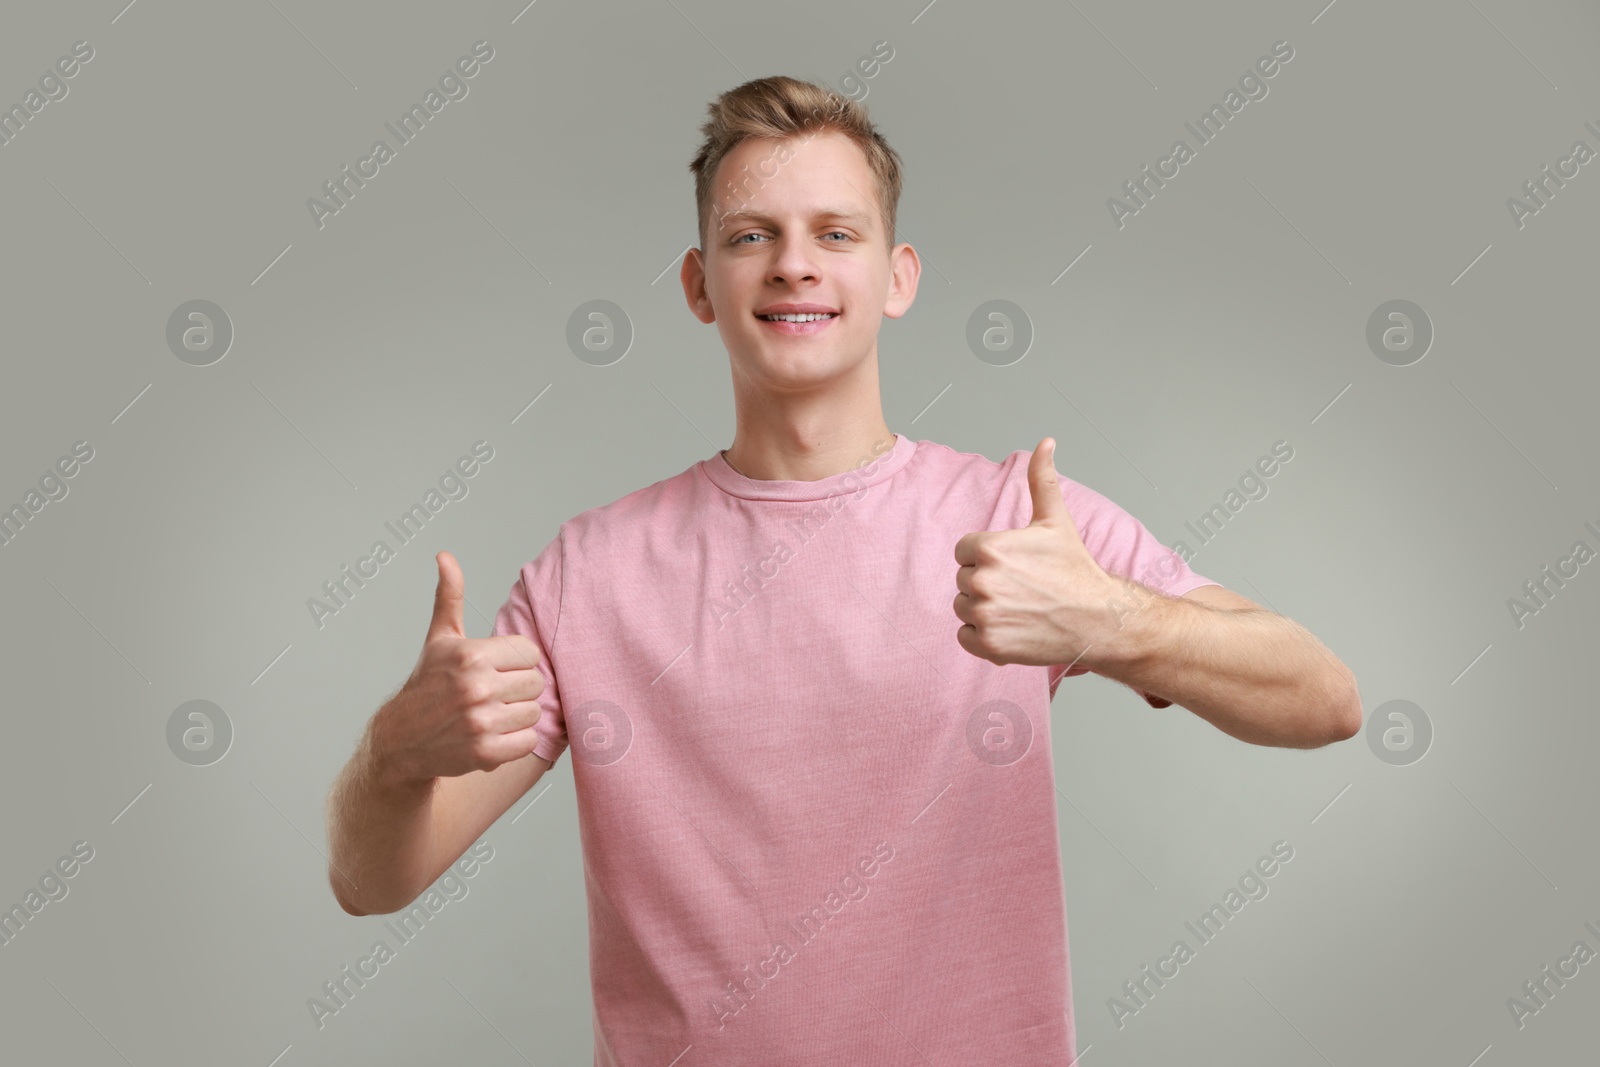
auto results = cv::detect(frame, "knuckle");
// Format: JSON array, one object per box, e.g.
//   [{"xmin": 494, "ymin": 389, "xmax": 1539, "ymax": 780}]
[
  {"xmin": 454, "ymin": 675, "xmax": 491, "ymax": 708},
  {"xmin": 469, "ymin": 740, "xmax": 500, "ymax": 772}
]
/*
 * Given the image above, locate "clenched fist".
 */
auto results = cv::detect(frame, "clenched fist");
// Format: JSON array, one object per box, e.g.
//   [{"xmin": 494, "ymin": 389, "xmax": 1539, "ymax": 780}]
[
  {"xmin": 371, "ymin": 550, "xmax": 548, "ymax": 783},
  {"xmin": 953, "ymin": 437, "xmax": 1122, "ymax": 668}
]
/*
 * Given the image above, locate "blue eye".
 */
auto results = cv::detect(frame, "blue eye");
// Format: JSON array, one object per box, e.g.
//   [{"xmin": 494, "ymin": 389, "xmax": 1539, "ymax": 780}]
[{"xmin": 733, "ymin": 231, "xmax": 852, "ymax": 245}]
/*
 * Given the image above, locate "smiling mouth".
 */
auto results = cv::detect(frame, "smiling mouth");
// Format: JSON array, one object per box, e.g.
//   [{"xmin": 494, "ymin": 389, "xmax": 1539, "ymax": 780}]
[{"xmin": 754, "ymin": 311, "xmax": 839, "ymax": 336}]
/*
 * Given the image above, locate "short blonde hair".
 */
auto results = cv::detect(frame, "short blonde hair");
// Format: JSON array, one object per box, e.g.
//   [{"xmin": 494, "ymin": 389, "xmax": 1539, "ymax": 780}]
[{"xmin": 687, "ymin": 75, "xmax": 904, "ymax": 254}]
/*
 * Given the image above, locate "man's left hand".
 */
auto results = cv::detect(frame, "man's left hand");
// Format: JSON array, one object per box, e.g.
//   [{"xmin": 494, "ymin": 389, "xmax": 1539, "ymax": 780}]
[{"xmin": 953, "ymin": 437, "xmax": 1123, "ymax": 667}]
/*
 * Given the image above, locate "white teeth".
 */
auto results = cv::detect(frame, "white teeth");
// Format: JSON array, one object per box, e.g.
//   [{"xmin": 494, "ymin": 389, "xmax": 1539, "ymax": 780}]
[{"xmin": 760, "ymin": 312, "xmax": 836, "ymax": 322}]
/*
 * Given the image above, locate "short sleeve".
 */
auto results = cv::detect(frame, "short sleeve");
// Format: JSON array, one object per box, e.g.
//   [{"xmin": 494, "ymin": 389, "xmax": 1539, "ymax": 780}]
[
  {"xmin": 491, "ymin": 530, "xmax": 570, "ymax": 765},
  {"xmin": 1047, "ymin": 476, "xmax": 1220, "ymax": 701}
]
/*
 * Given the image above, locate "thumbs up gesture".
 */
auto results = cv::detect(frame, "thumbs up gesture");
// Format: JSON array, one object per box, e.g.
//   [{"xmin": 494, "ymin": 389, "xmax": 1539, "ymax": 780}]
[
  {"xmin": 953, "ymin": 438, "xmax": 1122, "ymax": 667},
  {"xmin": 370, "ymin": 551, "xmax": 549, "ymax": 783}
]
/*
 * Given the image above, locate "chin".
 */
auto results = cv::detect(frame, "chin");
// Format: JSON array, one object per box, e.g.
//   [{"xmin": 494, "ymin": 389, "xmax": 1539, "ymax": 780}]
[{"xmin": 741, "ymin": 349, "xmax": 863, "ymax": 388}]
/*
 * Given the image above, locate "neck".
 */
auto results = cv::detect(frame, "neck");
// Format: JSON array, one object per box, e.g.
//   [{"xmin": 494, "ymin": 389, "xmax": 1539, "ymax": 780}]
[{"xmin": 722, "ymin": 381, "xmax": 893, "ymax": 483}]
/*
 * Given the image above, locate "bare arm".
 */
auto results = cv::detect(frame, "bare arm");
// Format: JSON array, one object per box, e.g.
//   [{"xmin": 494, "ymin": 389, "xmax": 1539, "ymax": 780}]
[
  {"xmin": 325, "ymin": 706, "xmax": 436, "ymax": 916},
  {"xmin": 1095, "ymin": 581, "xmax": 1361, "ymax": 749},
  {"xmin": 325, "ymin": 550, "xmax": 555, "ymax": 915},
  {"xmin": 326, "ymin": 692, "xmax": 554, "ymax": 915}
]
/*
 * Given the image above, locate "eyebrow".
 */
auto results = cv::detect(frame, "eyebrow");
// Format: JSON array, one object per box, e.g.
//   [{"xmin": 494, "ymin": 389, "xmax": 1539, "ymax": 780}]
[{"xmin": 717, "ymin": 206, "xmax": 873, "ymax": 226}]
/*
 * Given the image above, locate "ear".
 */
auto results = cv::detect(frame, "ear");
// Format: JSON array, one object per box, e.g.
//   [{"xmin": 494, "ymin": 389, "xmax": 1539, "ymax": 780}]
[
  {"xmin": 681, "ymin": 247, "xmax": 715, "ymax": 324},
  {"xmin": 882, "ymin": 240, "xmax": 921, "ymax": 320}
]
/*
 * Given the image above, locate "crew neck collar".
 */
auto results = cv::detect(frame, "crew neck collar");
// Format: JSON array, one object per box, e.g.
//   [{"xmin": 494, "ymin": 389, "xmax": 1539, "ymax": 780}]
[{"xmin": 700, "ymin": 433, "xmax": 917, "ymax": 502}]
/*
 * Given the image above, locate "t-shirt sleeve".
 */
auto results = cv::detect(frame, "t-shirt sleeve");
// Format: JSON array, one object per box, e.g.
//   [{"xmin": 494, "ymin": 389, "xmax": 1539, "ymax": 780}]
[
  {"xmin": 1047, "ymin": 476, "xmax": 1220, "ymax": 702},
  {"xmin": 490, "ymin": 529, "xmax": 570, "ymax": 765}
]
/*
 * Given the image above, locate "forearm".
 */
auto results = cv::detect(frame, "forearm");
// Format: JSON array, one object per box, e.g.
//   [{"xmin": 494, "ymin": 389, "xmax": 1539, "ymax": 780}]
[
  {"xmin": 325, "ymin": 704, "xmax": 439, "ymax": 915},
  {"xmin": 1091, "ymin": 578, "xmax": 1361, "ymax": 749}
]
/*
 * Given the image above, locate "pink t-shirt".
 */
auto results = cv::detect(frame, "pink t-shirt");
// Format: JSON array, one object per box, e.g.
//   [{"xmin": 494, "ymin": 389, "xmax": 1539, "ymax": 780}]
[{"xmin": 492, "ymin": 432, "xmax": 1216, "ymax": 1064}]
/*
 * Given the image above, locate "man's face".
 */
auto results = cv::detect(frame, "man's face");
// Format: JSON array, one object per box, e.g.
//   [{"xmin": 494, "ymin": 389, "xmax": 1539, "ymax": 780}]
[{"xmin": 683, "ymin": 130, "xmax": 918, "ymax": 393}]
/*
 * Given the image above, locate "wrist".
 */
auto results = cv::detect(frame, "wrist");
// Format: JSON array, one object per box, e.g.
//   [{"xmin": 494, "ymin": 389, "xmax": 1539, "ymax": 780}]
[
  {"xmin": 365, "ymin": 699, "xmax": 432, "ymax": 796},
  {"xmin": 1088, "ymin": 573, "xmax": 1168, "ymax": 672}
]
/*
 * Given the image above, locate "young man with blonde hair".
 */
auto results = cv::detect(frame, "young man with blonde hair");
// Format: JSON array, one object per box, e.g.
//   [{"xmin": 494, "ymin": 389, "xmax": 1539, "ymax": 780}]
[{"xmin": 327, "ymin": 75, "xmax": 1361, "ymax": 1063}]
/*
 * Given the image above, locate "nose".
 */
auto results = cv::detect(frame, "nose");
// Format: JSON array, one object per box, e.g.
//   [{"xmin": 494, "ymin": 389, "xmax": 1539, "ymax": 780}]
[{"xmin": 768, "ymin": 233, "xmax": 821, "ymax": 285}]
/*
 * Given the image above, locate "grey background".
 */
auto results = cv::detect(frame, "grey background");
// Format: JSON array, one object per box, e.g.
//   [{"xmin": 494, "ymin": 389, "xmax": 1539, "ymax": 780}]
[{"xmin": 2, "ymin": 0, "xmax": 1597, "ymax": 1063}]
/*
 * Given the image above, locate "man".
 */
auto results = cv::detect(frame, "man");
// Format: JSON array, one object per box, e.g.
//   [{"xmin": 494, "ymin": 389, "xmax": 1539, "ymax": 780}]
[{"xmin": 325, "ymin": 75, "xmax": 1361, "ymax": 1064}]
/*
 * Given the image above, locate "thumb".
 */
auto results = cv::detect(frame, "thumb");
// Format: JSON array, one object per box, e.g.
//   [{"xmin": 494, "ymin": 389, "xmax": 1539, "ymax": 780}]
[
  {"xmin": 427, "ymin": 550, "xmax": 467, "ymax": 641},
  {"xmin": 1027, "ymin": 437, "xmax": 1067, "ymax": 526}
]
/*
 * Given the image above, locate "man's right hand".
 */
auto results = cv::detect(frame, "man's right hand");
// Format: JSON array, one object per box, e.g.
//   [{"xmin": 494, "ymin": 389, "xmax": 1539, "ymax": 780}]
[{"xmin": 371, "ymin": 550, "xmax": 548, "ymax": 785}]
